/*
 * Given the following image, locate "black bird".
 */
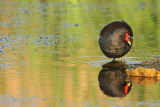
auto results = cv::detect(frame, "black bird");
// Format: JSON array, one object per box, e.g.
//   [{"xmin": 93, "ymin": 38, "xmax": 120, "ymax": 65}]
[
  {"xmin": 99, "ymin": 20, "xmax": 133, "ymax": 59},
  {"xmin": 98, "ymin": 61, "xmax": 132, "ymax": 97}
]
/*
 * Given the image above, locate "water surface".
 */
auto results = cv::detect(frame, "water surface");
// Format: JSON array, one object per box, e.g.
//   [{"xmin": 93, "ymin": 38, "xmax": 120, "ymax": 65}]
[{"xmin": 0, "ymin": 0, "xmax": 160, "ymax": 107}]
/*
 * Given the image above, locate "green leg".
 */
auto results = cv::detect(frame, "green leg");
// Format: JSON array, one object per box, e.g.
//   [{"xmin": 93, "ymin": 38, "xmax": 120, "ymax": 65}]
[
  {"xmin": 112, "ymin": 58, "xmax": 116, "ymax": 62},
  {"xmin": 119, "ymin": 57, "xmax": 122, "ymax": 61},
  {"xmin": 119, "ymin": 57, "xmax": 126, "ymax": 63}
]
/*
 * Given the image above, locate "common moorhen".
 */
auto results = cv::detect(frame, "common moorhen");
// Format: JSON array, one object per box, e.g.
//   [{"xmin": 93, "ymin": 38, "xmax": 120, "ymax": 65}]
[
  {"xmin": 99, "ymin": 20, "xmax": 133, "ymax": 59},
  {"xmin": 98, "ymin": 64, "xmax": 132, "ymax": 97}
]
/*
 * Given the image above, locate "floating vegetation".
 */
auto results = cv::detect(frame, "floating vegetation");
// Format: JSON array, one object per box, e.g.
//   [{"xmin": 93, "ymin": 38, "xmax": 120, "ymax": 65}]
[
  {"xmin": 101, "ymin": 59, "xmax": 160, "ymax": 85},
  {"xmin": 126, "ymin": 59, "xmax": 160, "ymax": 77},
  {"xmin": 126, "ymin": 67, "xmax": 159, "ymax": 77}
]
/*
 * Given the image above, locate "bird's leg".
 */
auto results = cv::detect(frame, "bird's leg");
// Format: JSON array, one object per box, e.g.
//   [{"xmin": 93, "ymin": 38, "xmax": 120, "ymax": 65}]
[
  {"xmin": 119, "ymin": 57, "xmax": 122, "ymax": 62},
  {"xmin": 119, "ymin": 57, "xmax": 126, "ymax": 63},
  {"xmin": 112, "ymin": 58, "xmax": 116, "ymax": 62}
]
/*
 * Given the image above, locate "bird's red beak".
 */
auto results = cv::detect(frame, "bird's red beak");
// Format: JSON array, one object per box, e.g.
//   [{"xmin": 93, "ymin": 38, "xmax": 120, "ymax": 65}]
[
  {"xmin": 124, "ymin": 82, "xmax": 131, "ymax": 95},
  {"xmin": 125, "ymin": 33, "xmax": 131, "ymax": 45}
]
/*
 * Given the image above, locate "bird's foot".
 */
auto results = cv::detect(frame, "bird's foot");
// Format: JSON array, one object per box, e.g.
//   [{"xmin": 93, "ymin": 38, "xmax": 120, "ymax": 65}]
[
  {"xmin": 119, "ymin": 57, "xmax": 126, "ymax": 63},
  {"xmin": 112, "ymin": 58, "xmax": 116, "ymax": 62}
]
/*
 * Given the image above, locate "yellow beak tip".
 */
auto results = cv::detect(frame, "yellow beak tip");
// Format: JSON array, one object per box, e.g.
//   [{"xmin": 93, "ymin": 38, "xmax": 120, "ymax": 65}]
[
  {"xmin": 128, "ymin": 41, "xmax": 131, "ymax": 45},
  {"xmin": 127, "ymin": 83, "xmax": 131, "ymax": 86}
]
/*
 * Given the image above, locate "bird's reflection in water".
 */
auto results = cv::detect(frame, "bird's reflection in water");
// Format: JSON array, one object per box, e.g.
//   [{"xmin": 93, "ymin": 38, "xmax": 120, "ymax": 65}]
[{"xmin": 98, "ymin": 61, "xmax": 132, "ymax": 97}]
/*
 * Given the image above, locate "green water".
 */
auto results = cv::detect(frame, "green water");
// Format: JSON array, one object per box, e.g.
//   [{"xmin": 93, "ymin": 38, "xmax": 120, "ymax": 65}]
[{"xmin": 0, "ymin": 0, "xmax": 160, "ymax": 107}]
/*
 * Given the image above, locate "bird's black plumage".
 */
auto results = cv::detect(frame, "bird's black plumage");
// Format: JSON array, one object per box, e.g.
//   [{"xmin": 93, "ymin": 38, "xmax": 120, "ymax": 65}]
[{"xmin": 99, "ymin": 20, "xmax": 133, "ymax": 58}]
